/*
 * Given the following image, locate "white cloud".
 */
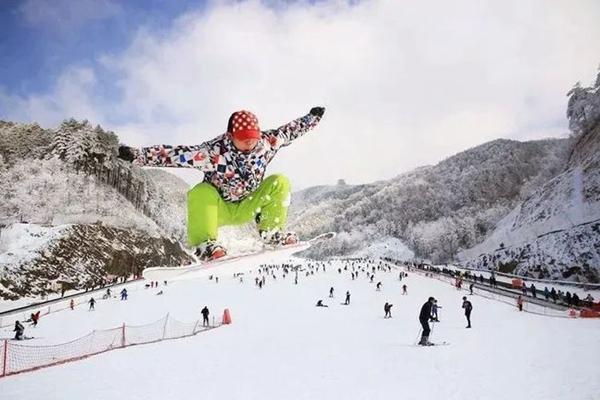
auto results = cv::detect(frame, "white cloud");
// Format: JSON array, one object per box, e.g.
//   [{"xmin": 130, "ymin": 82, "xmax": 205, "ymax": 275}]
[
  {"xmin": 17, "ymin": 0, "xmax": 121, "ymax": 32},
  {"xmin": 4, "ymin": 0, "xmax": 600, "ymax": 189},
  {"xmin": 1, "ymin": 67, "xmax": 101, "ymax": 125}
]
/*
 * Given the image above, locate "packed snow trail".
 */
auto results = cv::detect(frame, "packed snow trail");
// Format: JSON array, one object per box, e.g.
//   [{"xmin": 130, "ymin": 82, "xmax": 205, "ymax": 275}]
[{"xmin": 1, "ymin": 257, "xmax": 599, "ymax": 400}]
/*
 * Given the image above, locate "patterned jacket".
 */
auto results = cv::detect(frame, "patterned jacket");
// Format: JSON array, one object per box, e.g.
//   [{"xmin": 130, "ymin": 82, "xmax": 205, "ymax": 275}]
[{"xmin": 136, "ymin": 112, "xmax": 322, "ymax": 202}]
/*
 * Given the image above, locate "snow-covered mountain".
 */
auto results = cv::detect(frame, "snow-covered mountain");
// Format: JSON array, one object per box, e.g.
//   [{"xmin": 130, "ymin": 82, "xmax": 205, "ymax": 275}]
[
  {"xmin": 289, "ymin": 72, "xmax": 600, "ymax": 282},
  {"xmin": 0, "ymin": 120, "xmax": 193, "ymax": 299},
  {"xmin": 458, "ymin": 75, "xmax": 600, "ymax": 281},
  {"xmin": 289, "ymin": 137, "xmax": 568, "ymax": 261}
]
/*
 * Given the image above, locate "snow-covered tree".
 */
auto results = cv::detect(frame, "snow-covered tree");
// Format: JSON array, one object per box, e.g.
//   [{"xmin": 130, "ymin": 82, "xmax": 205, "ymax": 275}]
[{"xmin": 567, "ymin": 70, "xmax": 600, "ymax": 136}]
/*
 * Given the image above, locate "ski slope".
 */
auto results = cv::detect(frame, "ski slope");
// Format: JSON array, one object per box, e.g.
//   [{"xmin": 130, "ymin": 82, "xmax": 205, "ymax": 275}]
[{"xmin": 1, "ymin": 257, "xmax": 599, "ymax": 400}]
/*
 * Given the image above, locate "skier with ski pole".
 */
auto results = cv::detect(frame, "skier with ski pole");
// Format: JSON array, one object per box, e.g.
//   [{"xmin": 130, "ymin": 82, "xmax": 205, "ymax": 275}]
[
  {"xmin": 118, "ymin": 107, "xmax": 325, "ymax": 261},
  {"xmin": 418, "ymin": 297, "xmax": 435, "ymax": 346}
]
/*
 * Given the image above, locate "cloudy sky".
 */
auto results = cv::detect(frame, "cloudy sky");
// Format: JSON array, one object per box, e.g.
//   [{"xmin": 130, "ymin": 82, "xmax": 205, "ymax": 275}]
[{"xmin": 1, "ymin": 0, "xmax": 599, "ymax": 189}]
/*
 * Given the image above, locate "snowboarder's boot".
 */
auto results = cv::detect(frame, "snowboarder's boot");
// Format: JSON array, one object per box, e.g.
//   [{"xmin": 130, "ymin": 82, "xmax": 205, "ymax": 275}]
[
  {"xmin": 418, "ymin": 335, "xmax": 429, "ymax": 346},
  {"xmin": 260, "ymin": 230, "xmax": 298, "ymax": 247},
  {"xmin": 195, "ymin": 241, "xmax": 227, "ymax": 261}
]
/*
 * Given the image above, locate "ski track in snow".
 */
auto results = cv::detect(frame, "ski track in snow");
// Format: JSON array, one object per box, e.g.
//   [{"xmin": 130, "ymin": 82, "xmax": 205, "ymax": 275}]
[{"xmin": 1, "ymin": 257, "xmax": 599, "ymax": 400}]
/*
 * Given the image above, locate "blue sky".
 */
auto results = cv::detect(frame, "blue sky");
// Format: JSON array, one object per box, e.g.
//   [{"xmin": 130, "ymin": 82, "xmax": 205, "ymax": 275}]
[
  {"xmin": 0, "ymin": 0, "xmax": 598, "ymax": 188},
  {"xmin": 0, "ymin": 0, "xmax": 208, "ymax": 96}
]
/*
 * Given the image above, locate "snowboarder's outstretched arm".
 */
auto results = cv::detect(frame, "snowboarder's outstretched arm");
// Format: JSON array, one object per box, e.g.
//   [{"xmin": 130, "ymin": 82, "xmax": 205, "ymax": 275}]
[
  {"xmin": 119, "ymin": 142, "xmax": 215, "ymax": 172},
  {"xmin": 264, "ymin": 107, "xmax": 325, "ymax": 149}
]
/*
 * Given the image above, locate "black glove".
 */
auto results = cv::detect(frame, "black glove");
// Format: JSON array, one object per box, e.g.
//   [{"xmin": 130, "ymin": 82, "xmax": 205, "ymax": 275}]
[
  {"xmin": 309, "ymin": 106, "xmax": 325, "ymax": 118},
  {"xmin": 118, "ymin": 145, "xmax": 136, "ymax": 162}
]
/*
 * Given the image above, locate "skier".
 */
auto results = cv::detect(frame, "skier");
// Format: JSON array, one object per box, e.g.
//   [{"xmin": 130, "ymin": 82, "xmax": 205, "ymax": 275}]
[
  {"xmin": 430, "ymin": 300, "xmax": 440, "ymax": 322},
  {"xmin": 120, "ymin": 288, "xmax": 128, "ymax": 300},
  {"xmin": 462, "ymin": 296, "xmax": 473, "ymax": 328},
  {"xmin": 316, "ymin": 300, "xmax": 328, "ymax": 307},
  {"xmin": 376, "ymin": 282, "xmax": 382, "ymax": 291},
  {"xmin": 88, "ymin": 297, "xmax": 96, "ymax": 311},
  {"xmin": 344, "ymin": 291, "xmax": 351, "ymax": 305},
  {"xmin": 329, "ymin": 287, "xmax": 334, "ymax": 298},
  {"xmin": 14, "ymin": 320, "xmax": 25, "ymax": 340},
  {"xmin": 118, "ymin": 107, "xmax": 326, "ymax": 260},
  {"xmin": 384, "ymin": 302, "xmax": 393, "ymax": 318},
  {"xmin": 201, "ymin": 306, "xmax": 210, "ymax": 327},
  {"xmin": 70, "ymin": 298, "xmax": 75, "ymax": 310},
  {"xmin": 402, "ymin": 284, "xmax": 407, "ymax": 295},
  {"xmin": 418, "ymin": 297, "xmax": 435, "ymax": 346},
  {"xmin": 469, "ymin": 283, "xmax": 474, "ymax": 295},
  {"xmin": 30, "ymin": 311, "xmax": 41, "ymax": 327},
  {"xmin": 517, "ymin": 295, "xmax": 524, "ymax": 311}
]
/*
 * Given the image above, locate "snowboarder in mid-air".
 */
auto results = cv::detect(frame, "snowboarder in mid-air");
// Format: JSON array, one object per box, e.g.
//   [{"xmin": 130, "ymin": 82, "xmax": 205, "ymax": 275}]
[
  {"xmin": 118, "ymin": 107, "xmax": 326, "ymax": 261},
  {"xmin": 418, "ymin": 297, "xmax": 435, "ymax": 346}
]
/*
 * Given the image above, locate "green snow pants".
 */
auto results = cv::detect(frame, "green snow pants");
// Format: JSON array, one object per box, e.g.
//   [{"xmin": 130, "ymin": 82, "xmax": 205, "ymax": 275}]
[{"xmin": 187, "ymin": 174, "xmax": 291, "ymax": 247}]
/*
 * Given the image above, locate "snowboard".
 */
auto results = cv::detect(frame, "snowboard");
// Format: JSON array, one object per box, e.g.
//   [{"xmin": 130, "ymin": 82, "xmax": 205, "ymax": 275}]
[{"xmin": 142, "ymin": 232, "xmax": 336, "ymax": 282}]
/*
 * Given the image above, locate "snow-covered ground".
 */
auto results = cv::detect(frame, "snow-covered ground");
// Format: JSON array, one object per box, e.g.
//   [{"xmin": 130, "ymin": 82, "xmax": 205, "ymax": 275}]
[
  {"xmin": 1, "ymin": 257, "xmax": 599, "ymax": 400},
  {"xmin": 350, "ymin": 237, "xmax": 414, "ymax": 260},
  {"xmin": 0, "ymin": 224, "xmax": 68, "ymax": 269}
]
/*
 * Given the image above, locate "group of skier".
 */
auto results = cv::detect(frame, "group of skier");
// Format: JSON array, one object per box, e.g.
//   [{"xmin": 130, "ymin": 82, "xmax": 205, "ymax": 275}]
[{"xmin": 418, "ymin": 295, "xmax": 473, "ymax": 346}]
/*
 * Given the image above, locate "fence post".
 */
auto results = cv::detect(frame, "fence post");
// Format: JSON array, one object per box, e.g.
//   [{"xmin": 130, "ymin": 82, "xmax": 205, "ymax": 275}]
[
  {"xmin": 2, "ymin": 339, "xmax": 8, "ymax": 377},
  {"xmin": 162, "ymin": 314, "xmax": 169, "ymax": 339},
  {"xmin": 121, "ymin": 323, "xmax": 126, "ymax": 348}
]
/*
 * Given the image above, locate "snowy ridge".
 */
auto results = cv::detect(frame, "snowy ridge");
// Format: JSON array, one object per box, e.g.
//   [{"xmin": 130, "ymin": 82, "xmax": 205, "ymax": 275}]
[
  {"xmin": 290, "ymin": 138, "xmax": 567, "ymax": 262},
  {"xmin": 458, "ymin": 75, "xmax": 600, "ymax": 281}
]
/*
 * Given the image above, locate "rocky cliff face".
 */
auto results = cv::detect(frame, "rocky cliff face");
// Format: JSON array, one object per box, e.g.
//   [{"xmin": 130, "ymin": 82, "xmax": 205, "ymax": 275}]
[{"xmin": 0, "ymin": 224, "xmax": 194, "ymax": 300}]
